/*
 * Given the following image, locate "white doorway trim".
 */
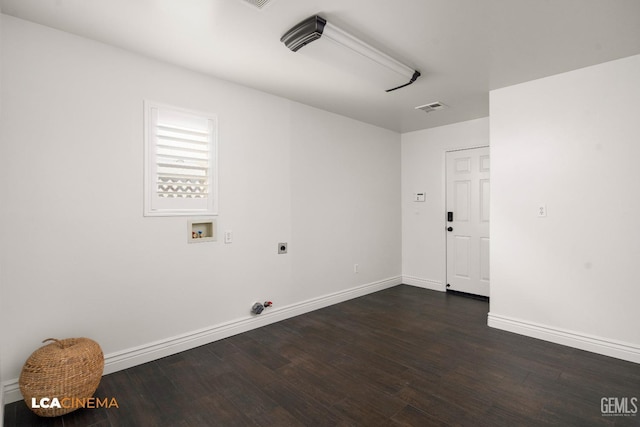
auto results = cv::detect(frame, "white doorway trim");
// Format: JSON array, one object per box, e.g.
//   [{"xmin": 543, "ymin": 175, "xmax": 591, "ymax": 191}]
[{"xmin": 444, "ymin": 145, "xmax": 490, "ymax": 297}]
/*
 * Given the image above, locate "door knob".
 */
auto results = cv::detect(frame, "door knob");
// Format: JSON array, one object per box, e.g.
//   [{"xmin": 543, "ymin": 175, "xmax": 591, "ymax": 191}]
[{"xmin": 447, "ymin": 227, "xmax": 453, "ymax": 232}]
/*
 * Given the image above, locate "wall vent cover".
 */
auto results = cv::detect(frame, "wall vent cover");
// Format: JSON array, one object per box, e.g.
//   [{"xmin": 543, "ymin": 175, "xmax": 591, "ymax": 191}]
[
  {"xmin": 415, "ymin": 102, "xmax": 447, "ymax": 113},
  {"xmin": 242, "ymin": 0, "xmax": 272, "ymax": 9}
]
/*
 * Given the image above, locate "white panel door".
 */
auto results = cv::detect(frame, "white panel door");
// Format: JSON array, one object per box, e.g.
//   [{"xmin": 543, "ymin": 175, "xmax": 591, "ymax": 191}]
[{"xmin": 446, "ymin": 147, "xmax": 490, "ymax": 296}]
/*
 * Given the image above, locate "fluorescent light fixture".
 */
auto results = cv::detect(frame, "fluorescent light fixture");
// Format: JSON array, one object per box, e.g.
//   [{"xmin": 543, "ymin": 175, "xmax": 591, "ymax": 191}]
[{"xmin": 281, "ymin": 15, "xmax": 420, "ymax": 92}]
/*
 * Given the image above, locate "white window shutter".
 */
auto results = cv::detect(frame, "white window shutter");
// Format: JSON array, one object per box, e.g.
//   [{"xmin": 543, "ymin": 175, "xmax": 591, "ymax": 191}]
[{"xmin": 144, "ymin": 102, "xmax": 218, "ymax": 216}]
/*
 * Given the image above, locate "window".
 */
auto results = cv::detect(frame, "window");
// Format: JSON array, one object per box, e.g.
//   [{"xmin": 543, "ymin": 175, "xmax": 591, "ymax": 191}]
[{"xmin": 144, "ymin": 101, "xmax": 218, "ymax": 216}]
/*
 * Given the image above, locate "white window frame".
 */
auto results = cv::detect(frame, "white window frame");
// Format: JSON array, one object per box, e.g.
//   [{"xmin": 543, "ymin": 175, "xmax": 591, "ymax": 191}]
[{"xmin": 144, "ymin": 101, "xmax": 218, "ymax": 217}]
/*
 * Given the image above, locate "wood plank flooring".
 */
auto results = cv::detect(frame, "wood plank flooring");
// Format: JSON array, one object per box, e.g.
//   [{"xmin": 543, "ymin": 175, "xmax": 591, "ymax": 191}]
[{"xmin": 4, "ymin": 285, "xmax": 640, "ymax": 426}]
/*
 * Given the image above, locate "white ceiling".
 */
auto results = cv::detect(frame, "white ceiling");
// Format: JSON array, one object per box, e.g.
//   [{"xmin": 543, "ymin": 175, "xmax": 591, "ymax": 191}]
[{"xmin": 2, "ymin": 0, "xmax": 640, "ymax": 133}]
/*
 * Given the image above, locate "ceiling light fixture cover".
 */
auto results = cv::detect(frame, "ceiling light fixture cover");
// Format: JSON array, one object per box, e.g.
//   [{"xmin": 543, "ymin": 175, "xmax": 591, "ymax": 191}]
[{"xmin": 281, "ymin": 15, "xmax": 420, "ymax": 92}]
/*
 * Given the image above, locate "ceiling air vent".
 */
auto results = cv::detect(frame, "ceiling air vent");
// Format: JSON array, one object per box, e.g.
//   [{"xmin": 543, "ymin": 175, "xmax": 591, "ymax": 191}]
[
  {"xmin": 415, "ymin": 102, "xmax": 447, "ymax": 114},
  {"xmin": 241, "ymin": 0, "xmax": 273, "ymax": 9}
]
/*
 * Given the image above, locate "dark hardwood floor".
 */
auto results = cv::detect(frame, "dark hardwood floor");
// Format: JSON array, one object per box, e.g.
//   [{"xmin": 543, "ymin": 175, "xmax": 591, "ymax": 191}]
[{"xmin": 4, "ymin": 285, "xmax": 639, "ymax": 426}]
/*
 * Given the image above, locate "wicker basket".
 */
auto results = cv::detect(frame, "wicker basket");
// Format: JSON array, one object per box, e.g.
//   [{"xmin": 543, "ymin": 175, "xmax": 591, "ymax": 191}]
[{"xmin": 19, "ymin": 338, "xmax": 104, "ymax": 417}]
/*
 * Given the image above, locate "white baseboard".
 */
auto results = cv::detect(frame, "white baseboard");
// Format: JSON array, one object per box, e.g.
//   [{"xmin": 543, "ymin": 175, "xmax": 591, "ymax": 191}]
[
  {"xmin": 0, "ymin": 379, "xmax": 4, "ymax": 424},
  {"xmin": 3, "ymin": 276, "xmax": 401, "ymax": 405},
  {"xmin": 402, "ymin": 275, "xmax": 445, "ymax": 292},
  {"xmin": 488, "ymin": 313, "xmax": 640, "ymax": 364},
  {"xmin": 2, "ymin": 381, "xmax": 20, "ymax": 408}
]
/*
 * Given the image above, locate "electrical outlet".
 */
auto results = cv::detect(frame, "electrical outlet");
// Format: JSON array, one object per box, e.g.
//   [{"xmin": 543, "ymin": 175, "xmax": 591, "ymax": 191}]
[
  {"xmin": 538, "ymin": 204, "xmax": 547, "ymax": 217},
  {"xmin": 354, "ymin": 264, "xmax": 359, "ymax": 273},
  {"xmin": 224, "ymin": 230, "xmax": 233, "ymax": 244}
]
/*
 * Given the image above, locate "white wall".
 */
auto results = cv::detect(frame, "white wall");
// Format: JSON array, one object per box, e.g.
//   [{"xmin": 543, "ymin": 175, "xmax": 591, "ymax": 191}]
[
  {"xmin": 489, "ymin": 54, "xmax": 640, "ymax": 362},
  {"xmin": 0, "ymin": 14, "xmax": 401, "ymax": 401},
  {"xmin": 291, "ymin": 105, "xmax": 401, "ymax": 299},
  {"xmin": 401, "ymin": 118, "xmax": 489, "ymax": 290},
  {"xmin": 0, "ymin": 4, "xmax": 4, "ymax": 423}
]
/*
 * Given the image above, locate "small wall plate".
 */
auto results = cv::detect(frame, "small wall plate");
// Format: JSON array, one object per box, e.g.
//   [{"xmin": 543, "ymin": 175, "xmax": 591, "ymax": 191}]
[{"xmin": 278, "ymin": 242, "xmax": 288, "ymax": 254}]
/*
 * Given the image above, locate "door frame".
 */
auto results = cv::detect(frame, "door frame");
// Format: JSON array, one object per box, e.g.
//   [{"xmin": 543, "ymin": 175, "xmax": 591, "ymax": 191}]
[{"xmin": 443, "ymin": 145, "xmax": 490, "ymax": 296}]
